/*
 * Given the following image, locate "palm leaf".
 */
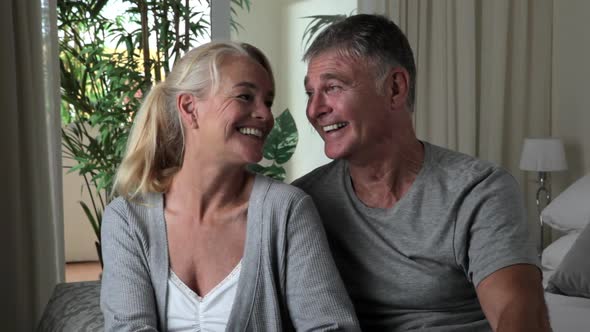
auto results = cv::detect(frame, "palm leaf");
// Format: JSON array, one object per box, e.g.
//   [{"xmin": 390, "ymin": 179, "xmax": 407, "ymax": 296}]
[{"xmin": 301, "ymin": 14, "xmax": 347, "ymax": 49}]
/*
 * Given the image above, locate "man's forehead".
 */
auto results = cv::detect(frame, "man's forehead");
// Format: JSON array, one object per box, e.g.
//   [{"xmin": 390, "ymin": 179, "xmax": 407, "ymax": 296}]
[
  {"xmin": 303, "ymin": 58, "xmax": 367, "ymax": 86},
  {"xmin": 304, "ymin": 53, "xmax": 364, "ymax": 86},
  {"xmin": 304, "ymin": 72, "xmax": 345, "ymax": 86}
]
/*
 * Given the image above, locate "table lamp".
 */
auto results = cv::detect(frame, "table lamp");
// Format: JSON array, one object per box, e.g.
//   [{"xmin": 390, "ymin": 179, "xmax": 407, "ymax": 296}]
[{"xmin": 519, "ymin": 137, "xmax": 568, "ymax": 255}]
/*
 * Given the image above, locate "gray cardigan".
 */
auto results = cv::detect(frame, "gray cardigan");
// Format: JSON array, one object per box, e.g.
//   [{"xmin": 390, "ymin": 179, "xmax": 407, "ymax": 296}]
[{"xmin": 100, "ymin": 174, "xmax": 360, "ymax": 331}]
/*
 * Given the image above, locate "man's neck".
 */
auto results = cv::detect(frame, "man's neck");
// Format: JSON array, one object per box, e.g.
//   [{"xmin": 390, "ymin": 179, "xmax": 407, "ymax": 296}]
[{"xmin": 348, "ymin": 139, "xmax": 424, "ymax": 209}]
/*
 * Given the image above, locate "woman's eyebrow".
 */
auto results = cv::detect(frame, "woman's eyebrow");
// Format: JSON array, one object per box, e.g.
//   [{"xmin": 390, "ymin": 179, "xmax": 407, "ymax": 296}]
[
  {"xmin": 233, "ymin": 81, "xmax": 257, "ymax": 89},
  {"xmin": 233, "ymin": 81, "xmax": 274, "ymax": 99}
]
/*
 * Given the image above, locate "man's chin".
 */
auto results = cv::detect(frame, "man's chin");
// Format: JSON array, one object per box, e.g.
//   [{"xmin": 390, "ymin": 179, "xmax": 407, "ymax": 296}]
[{"xmin": 324, "ymin": 146, "xmax": 349, "ymax": 160}]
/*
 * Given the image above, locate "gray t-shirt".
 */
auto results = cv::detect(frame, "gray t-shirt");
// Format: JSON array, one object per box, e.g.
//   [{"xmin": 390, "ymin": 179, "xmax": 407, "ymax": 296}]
[{"xmin": 293, "ymin": 142, "xmax": 539, "ymax": 331}]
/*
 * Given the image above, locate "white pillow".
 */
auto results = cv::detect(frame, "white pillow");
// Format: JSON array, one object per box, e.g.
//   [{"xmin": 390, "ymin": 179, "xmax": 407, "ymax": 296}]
[
  {"xmin": 541, "ymin": 174, "xmax": 590, "ymax": 233},
  {"xmin": 542, "ymin": 232, "xmax": 579, "ymax": 271}
]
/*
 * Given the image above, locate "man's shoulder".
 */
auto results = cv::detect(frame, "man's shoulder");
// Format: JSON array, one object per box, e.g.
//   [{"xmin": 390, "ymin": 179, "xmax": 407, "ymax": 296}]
[
  {"xmin": 291, "ymin": 159, "xmax": 343, "ymax": 193},
  {"xmin": 428, "ymin": 142, "xmax": 494, "ymax": 172},
  {"xmin": 426, "ymin": 142, "xmax": 509, "ymax": 188}
]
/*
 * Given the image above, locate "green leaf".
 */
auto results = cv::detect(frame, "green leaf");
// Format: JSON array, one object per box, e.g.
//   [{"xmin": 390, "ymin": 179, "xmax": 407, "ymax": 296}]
[
  {"xmin": 263, "ymin": 109, "xmax": 298, "ymax": 164},
  {"xmin": 247, "ymin": 163, "xmax": 286, "ymax": 182},
  {"xmin": 247, "ymin": 163, "xmax": 266, "ymax": 174},
  {"xmin": 79, "ymin": 201, "xmax": 101, "ymax": 240},
  {"xmin": 301, "ymin": 14, "xmax": 348, "ymax": 49}
]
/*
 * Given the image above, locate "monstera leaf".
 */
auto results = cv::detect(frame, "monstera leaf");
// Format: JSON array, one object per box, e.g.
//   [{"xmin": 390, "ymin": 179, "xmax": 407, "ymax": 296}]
[
  {"xmin": 264, "ymin": 109, "xmax": 298, "ymax": 163},
  {"xmin": 249, "ymin": 109, "xmax": 298, "ymax": 181}
]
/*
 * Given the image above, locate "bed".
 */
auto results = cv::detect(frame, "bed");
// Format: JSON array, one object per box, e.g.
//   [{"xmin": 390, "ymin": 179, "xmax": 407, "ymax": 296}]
[
  {"xmin": 539, "ymin": 173, "xmax": 590, "ymax": 331},
  {"xmin": 544, "ymin": 270, "xmax": 590, "ymax": 331}
]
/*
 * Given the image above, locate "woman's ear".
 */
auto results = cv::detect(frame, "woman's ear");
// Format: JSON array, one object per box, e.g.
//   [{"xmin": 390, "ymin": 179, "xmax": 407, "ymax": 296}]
[
  {"xmin": 177, "ymin": 93, "xmax": 198, "ymax": 129},
  {"xmin": 388, "ymin": 67, "xmax": 410, "ymax": 111}
]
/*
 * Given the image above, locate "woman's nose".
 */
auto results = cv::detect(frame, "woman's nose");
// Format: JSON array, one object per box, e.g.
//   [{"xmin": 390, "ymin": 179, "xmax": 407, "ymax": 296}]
[{"xmin": 252, "ymin": 101, "xmax": 272, "ymax": 121}]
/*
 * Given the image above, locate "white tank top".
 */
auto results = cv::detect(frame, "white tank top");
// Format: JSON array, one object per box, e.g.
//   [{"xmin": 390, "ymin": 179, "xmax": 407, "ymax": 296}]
[{"xmin": 166, "ymin": 262, "xmax": 241, "ymax": 332}]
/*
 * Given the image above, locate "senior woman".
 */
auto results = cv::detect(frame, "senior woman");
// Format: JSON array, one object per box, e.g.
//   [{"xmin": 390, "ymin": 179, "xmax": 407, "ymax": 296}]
[{"xmin": 99, "ymin": 41, "xmax": 359, "ymax": 332}]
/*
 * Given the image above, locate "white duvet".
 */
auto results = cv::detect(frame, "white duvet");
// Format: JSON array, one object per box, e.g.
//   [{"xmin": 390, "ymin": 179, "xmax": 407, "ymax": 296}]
[{"xmin": 544, "ymin": 270, "xmax": 590, "ymax": 331}]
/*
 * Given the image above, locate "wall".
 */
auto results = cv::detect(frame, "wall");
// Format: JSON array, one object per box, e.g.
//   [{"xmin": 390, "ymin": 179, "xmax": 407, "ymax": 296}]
[
  {"xmin": 62, "ymin": 167, "xmax": 99, "ymax": 262},
  {"xmin": 232, "ymin": 0, "xmax": 356, "ymax": 182},
  {"xmin": 551, "ymin": 0, "xmax": 590, "ymax": 194}
]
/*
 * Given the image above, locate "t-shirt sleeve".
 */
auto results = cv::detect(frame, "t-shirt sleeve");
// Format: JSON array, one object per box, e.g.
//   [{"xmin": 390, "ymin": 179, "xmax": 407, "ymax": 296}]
[{"xmin": 455, "ymin": 168, "xmax": 540, "ymax": 288}]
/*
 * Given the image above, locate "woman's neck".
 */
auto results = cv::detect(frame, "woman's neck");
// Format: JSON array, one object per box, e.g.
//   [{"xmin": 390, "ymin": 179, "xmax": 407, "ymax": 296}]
[{"xmin": 165, "ymin": 157, "xmax": 254, "ymax": 223}]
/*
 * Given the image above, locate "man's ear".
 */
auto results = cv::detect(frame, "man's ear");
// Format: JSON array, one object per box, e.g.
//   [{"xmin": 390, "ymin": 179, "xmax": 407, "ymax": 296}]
[
  {"xmin": 388, "ymin": 67, "xmax": 410, "ymax": 110},
  {"xmin": 177, "ymin": 93, "xmax": 198, "ymax": 128}
]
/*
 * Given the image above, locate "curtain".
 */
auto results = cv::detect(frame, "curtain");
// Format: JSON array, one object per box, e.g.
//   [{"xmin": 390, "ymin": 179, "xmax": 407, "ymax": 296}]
[
  {"xmin": 359, "ymin": 0, "xmax": 554, "ymax": 241},
  {"xmin": 0, "ymin": 0, "xmax": 64, "ymax": 329}
]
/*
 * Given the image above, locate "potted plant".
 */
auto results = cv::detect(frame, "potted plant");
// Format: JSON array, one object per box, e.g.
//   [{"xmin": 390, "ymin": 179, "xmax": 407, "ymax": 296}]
[{"xmin": 59, "ymin": 0, "xmax": 298, "ymax": 266}]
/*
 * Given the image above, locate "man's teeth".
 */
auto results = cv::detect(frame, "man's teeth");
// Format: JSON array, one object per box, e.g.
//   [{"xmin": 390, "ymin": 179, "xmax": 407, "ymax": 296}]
[
  {"xmin": 323, "ymin": 122, "xmax": 347, "ymax": 132},
  {"xmin": 239, "ymin": 127, "xmax": 263, "ymax": 138}
]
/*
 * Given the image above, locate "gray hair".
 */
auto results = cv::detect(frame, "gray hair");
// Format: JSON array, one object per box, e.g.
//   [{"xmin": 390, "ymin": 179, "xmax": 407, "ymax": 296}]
[{"xmin": 304, "ymin": 14, "xmax": 416, "ymax": 109}]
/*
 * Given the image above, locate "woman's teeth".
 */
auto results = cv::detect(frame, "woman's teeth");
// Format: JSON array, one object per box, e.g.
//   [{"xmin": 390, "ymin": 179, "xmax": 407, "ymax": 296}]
[{"xmin": 239, "ymin": 127, "xmax": 263, "ymax": 138}]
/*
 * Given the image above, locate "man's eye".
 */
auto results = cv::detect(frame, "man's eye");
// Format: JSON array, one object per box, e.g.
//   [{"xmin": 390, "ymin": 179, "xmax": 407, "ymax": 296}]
[
  {"xmin": 305, "ymin": 90, "xmax": 313, "ymax": 98},
  {"xmin": 326, "ymin": 85, "xmax": 342, "ymax": 93},
  {"xmin": 265, "ymin": 100, "xmax": 273, "ymax": 108}
]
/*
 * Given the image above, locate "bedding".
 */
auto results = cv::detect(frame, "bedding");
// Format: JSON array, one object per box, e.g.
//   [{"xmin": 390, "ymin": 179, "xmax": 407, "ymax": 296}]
[
  {"xmin": 541, "ymin": 232, "xmax": 579, "ymax": 271},
  {"xmin": 545, "ymin": 291, "xmax": 590, "ymax": 331},
  {"xmin": 541, "ymin": 173, "xmax": 590, "ymax": 233},
  {"xmin": 541, "ymin": 173, "xmax": 590, "ymax": 331},
  {"xmin": 544, "ymin": 270, "xmax": 590, "ymax": 331},
  {"xmin": 546, "ymin": 220, "xmax": 590, "ymax": 298}
]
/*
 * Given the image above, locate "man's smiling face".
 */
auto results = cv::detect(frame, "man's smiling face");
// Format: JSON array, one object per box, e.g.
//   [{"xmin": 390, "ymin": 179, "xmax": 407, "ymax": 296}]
[{"xmin": 304, "ymin": 50, "xmax": 392, "ymax": 161}]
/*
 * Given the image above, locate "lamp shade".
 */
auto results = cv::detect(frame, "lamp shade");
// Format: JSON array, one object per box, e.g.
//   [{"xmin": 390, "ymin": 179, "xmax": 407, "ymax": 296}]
[{"xmin": 519, "ymin": 138, "xmax": 568, "ymax": 172}]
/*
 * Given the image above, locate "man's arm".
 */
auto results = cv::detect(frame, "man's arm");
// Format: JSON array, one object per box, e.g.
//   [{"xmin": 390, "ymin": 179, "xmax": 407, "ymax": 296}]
[{"xmin": 476, "ymin": 264, "xmax": 550, "ymax": 332}]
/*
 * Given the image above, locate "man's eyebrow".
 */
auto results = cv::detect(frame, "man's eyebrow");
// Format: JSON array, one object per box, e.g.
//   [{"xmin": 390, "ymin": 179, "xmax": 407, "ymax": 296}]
[
  {"xmin": 304, "ymin": 73, "xmax": 349, "ymax": 88},
  {"xmin": 320, "ymin": 73, "xmax": 346, "ymax": 82}
]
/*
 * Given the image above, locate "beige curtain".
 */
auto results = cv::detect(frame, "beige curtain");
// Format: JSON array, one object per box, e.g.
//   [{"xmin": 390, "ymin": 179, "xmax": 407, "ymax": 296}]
[
  {"xmin": 0, "ymin": 0, "xmax": 64, "ymax": 329},
  {"xmin": 359, "ymin": 0, "xmax": 554, "ymax": 240}
]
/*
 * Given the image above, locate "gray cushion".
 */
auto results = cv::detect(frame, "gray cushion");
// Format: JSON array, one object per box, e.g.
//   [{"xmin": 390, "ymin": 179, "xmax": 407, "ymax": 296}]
[
  {"xmin": 546, "ymin": 221, "xmax": 590, "ymax": 298},
  {"xmin": 37, "ymin": 281, "xmax": 103, "ymax": 331}
]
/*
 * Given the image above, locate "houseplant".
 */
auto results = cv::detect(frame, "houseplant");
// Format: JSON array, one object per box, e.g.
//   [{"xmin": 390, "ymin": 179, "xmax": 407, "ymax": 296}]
[{"xmin": 59, "ymin": 0, "xmax": 298, "ymax": 266}]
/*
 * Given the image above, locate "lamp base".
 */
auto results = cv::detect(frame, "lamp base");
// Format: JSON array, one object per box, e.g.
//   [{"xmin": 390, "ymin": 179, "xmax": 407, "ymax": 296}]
[{"xmin": 535, "ymin": 172, "xmax": 551, "ymax": 257}]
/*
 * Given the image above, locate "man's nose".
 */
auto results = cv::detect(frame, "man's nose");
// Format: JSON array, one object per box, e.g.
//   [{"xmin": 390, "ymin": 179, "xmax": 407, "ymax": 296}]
[{"xmin": 306, "ymin": 93, "xmax": 330, "ymax": 121}]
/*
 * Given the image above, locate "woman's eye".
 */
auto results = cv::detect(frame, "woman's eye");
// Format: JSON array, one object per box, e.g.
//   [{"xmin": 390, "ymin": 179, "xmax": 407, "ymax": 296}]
[
  {"xmin": 237, "ymin": 94, "xmax": 252, "ymax": 101},
  {"xmin": 265, "ymin": 100, "xmax": 273, "ymax": 108}
]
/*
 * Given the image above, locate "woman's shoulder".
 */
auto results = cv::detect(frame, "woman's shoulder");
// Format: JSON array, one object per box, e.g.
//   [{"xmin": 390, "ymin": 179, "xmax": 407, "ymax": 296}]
[
  {"xmin": 254, "ymin": 174, "xmax": 309, "ymax": 205},
  {"xmin": 103, "ymin": 192, "xmax": 164, "ymax": 232}
]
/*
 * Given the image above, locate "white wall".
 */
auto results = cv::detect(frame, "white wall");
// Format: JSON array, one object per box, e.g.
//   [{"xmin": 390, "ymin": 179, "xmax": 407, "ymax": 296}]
[
  {"xmin": 62, "ymin": 167, "xmax": 99, "ymax": 262},
  {"xmin": 551, "ymin": 0, "xmax": 590, "ymax": 193},
  {"xmin": 232, "ymin": 0, "xmax": 356, "ymax": 182}
]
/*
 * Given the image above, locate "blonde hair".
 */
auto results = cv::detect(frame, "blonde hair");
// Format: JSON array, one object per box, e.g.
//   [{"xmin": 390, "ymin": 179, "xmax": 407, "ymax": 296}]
[{"xmin": 113, "ymin": 41, "xmax": 274, "ymax": 199}]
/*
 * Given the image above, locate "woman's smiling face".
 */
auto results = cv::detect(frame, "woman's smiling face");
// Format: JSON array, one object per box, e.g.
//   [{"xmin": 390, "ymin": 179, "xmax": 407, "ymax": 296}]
[{"xmin": 195, "ymin": 55, "xmax": 275, "ymax": 166}]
